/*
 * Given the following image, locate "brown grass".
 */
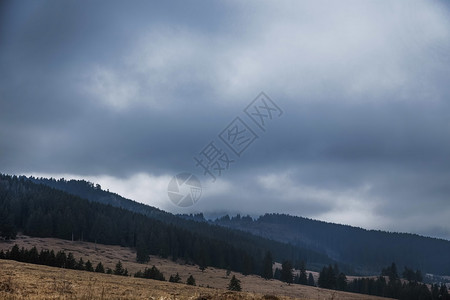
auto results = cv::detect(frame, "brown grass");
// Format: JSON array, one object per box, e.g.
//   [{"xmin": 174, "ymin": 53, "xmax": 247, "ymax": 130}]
[{"xmin": 0, "ymin": 236, "xmax": 393, "ymax": 300}]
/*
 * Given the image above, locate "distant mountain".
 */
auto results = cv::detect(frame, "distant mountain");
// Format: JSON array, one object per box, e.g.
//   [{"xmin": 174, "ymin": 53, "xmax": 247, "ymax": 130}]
[{"xmin": 212, "ymin": 214, "xmax": 450, "ymax": 276}]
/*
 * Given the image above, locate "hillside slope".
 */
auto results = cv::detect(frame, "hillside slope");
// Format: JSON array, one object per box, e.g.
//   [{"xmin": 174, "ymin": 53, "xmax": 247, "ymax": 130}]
[
  {"xmin": 212, "ymin": 214, "xmax": 450, "ymax": 275},
  {"xmin": 25, "ymin": 175, "xmax": 450, "ymax": 276},
  {"xmin": 0, "ymin": 174, "xmax": 333, "ymax": 275},
  {"xmin": 0, "ymin": 236, "xmax": 394, "ymax": 300}
]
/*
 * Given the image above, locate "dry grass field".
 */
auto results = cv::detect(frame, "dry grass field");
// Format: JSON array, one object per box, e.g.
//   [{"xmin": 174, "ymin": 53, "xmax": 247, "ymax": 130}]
[{"xmin": 0, "ymin": 236, "xmax": 393, "ymax": 300}]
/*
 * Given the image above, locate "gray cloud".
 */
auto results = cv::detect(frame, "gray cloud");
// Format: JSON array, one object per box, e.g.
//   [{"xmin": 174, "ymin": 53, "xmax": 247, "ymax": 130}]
[{"xmin": 1, "ymin": 0, "xmax": 450, "ymax": 239}]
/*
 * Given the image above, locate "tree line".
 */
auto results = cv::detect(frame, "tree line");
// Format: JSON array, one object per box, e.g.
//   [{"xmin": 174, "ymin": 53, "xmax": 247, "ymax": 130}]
[
  {"xmin": 242, "ymin": 255, "xmax": 449, "ymax": 299},
  {"xmin": 0, "ymin": 244, "xmax": 198, "ymax": 285},
  {"xmin": 259, "ymin": 253, "xmax": 449, "ymax": 300},
  {"xmin": 0, "ymin": 244, "xmax": 254, "ymax": 290}
]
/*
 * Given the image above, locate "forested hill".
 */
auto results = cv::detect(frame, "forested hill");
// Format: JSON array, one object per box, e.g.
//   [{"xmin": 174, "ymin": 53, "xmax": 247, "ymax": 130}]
[
  {"xmin": 0, "ymin": 174, "xmax": 333, "ymax": 275},
  {"xmin": 24, "ymin": 175, "xmax": 333, "ymax": 270},
  {"xmin": 27, "ymin": 176, "xmax": 167, "ymax": 218},
  {"xmin": 213, "ymin": 214, "xmax": 450, "ymax": 276},
  {"xmin": 16, "ymin": 174, "xmax": 450, "ymax": 276}
]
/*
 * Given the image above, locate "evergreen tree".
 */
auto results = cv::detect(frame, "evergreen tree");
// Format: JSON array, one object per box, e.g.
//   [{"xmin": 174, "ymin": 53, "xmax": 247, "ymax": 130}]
[
  {"xmin": 147, "ymin": 266, "xmax": 163, "ymax": 280},
  {"xmin": 281, "ymin": 260, "xmax": 293, "ymax": 284},
  {"xmin": 381, "ymin": 262, "xmax": 398, "ymax": 282},
  {"xmin": 27, "ymin": 246, "xmax": 39, "ymax": 263},
  {"xmin": 298, "ymin": 261, "xmax": 308, "ymax": 285},
  {"xmin": 318, "ymin": 265, "xmax": 336, "ymax": 289},
  {"xmin": 327, "ymin": 265, "xmax": 337, "ymax": 289},
  {"xmin": 186, "ymin": 275, "xmax": 196, "ymax": 286},
  {"xmin": 76, "ymin": 257, "xmax": 85, "ymax": 270},
  {"xmin": 85, "ymin": 260, "xmax": 94, "ymax": 272},
  {"xmin": 95, "ymin": 262, "xmax": 105, "ymax": 273},
  {"xmin": 228, "ymin": 275, "xmax": 242, "ymax": 291},
  {"xmin": 308, "ymin": 273, "xmax": 315, "ymax": 286},
  {"xmin": 261, "ymin": 251, "xmax": 273, "ymax": 279},
  {"xmin": 66, "ymin": 253, "xmax": 76, "ymax": 269},
  {"xmin": 114, "ymin": 260, "xmax": 125, "ymax": 276},
  {"xmin": 440, "ymin": 284, "xmax": 449, "ymax": 300},
  {"xmin": 55, "ymin": 251, "xmax": 67, "ymax": 268},
  {"xmin": 10, "ymin": 244, "xmax": 20, "ymax": 261},
  {"xmin": 431, "ymin": 284, "xmax": 440, "ymax": 299},
  {"xmin": 19, "ymin": 247, "xmax": 25, "ymax": 261},
  {"xmin": 336, "ymin": 272, "xmax": 347, "ymax": 291},
  {"xmin": 169, "ymin": 273, "xmax": 181, "ymax": 283},
  {"xmin": 48, "ymin": 250, "xmax": 56, "ymax": 267},
  {"xmin": 135, "ymin": 266, "xmax": 165, "ymax": 281}
]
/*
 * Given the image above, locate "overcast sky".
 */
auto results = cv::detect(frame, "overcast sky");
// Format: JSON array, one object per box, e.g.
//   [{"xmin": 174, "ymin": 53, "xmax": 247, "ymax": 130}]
[{"xmin": 1, "ymin": 0, "xmax": 450, "ymax": 239}]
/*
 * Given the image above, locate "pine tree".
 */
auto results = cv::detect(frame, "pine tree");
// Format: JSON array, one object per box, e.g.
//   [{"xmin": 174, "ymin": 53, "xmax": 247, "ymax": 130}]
[
  {"xmin": 298, "ymin": 261, "xmax": 308, "ymax": 285},
  {"xmin": 10, "ymin": 244, "xmax": 20, "ymax": 261},
  {"xmin": 440, "ymin": 284, "xmax": 449, "ymax": 300},
  {"xmin": 66, "ymin": 253, "xmax": 76, "ymax": 269},
  {"xmin": 186, "ymin": 275, "xmax": 196, "ymax": 286},
  {"xmin": 55, "ymin": 251, "xmax": 67, "ymax": 268},
  {"xmin": 169, "ymin": 273, "xmax": 181, "ymax": 283},
  {"xmin": 431, "ymin": 284, "xmax": 440, "ymax": 299},
  {"xmin": 135, "ymin": 266, "xmax": 165, "ymax": 281},
  {"xmin": 95, "ymin": 262, "xmax": 105, "ymax": 273},
  {"xmin": 336, "ymin": 272, "xmax": 347, "ymax": 291},
  {"xmin": 114, "ymin": 260, "xmax": 125, "ymax": 276},
  {"xmin": 382, "ymin": 262, "xmax": 398, "ymax": 282},
  {"xmin": 85, "ymin": 260, "xmax": 94, "ymax": 272},
  {"xmin": 318, "ymin": 265, "xmax": 336, "ymax": 289},
  {"xmin": 228, "ymin": 275, "xmax": 242, "ymax": 291},
  {"xmin": 76, "ymin": 257, "xmax": 85, "ymax": 270},
  {"xmin": 308, "ymin": 273, "xmax": 315, "ymax": 286},
  {"xmin": 48, "ymin": 250, "xmax": 56, "ymax": 267},
  {"xmin": 27, "ymin": 246, "xmax": 39, "ymax": 263},
  {"xmin": 281, "ymin": 261, "xmax": 293, "ymax": 284}
]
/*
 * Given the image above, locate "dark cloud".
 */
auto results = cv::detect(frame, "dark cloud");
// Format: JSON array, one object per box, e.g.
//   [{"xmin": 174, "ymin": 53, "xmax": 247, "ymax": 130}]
[{"xmin": 1, "ymin": 0, "xmax": 450, "ymax": 239}]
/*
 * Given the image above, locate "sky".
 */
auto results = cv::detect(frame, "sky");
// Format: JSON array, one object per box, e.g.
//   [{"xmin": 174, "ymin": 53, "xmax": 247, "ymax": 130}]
[{"xmin": 1, "ymin": 0, "xmax": 450, "ymax": 239}]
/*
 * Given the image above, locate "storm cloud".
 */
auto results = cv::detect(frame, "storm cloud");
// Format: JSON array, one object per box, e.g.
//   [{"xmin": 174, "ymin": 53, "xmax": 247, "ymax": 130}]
[{"xmin": 1, "ymin": 0, "xmax": 450, "ymax": 239}]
